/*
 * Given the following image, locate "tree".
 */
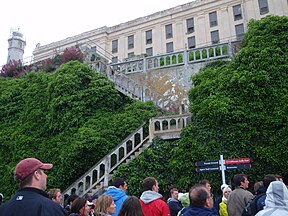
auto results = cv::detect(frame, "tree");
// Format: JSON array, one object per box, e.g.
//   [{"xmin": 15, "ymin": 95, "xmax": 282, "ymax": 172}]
[{"xmin": 0, "ymin": 61, "xmax": 157, "ymax": 199}]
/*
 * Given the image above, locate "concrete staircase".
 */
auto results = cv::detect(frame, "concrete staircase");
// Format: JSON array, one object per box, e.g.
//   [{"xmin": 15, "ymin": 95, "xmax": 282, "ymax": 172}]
[{"xmin": 62, "ymin": 114, "xmax": 191, "ymax": 199}]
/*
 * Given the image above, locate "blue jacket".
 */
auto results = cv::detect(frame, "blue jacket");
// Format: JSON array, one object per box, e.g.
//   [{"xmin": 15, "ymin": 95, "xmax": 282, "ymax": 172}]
[
  {"xmin": 183, "ymin": 206, "xmax": 218, "ymax": 216},
  {"xmin": 0, "ymin": 187, "xmax": 66, "ymax": 216},
  {"xmin": 104, "ymin": 186, "xmax": 128, "ymax": 216}
]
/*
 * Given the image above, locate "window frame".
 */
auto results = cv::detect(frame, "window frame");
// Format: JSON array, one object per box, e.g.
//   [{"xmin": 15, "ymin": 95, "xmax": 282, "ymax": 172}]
[
  {"xmin": 209, "ymin": 11, "xmax": 218, "ymax": 27},
  {"xmin": 166, "ymin": 42, "xmax": 174, "ymax": 53},
  {"xmin": 210, "ymin": 30, "xmax": 220, "ymax": 44},
  {"xmin": 146, "ymin": 30, "xmax": 152, "ymax": 44},
  {"xmin": 188, "ymin": 36, "xmax": 196, "ymax": 49},
  {"xmin": 235, "ymin": 23, "xmax": 245, "ymax": 41},
  {"xmin": 233, "ymin": 4, "xmax": 243, "ymax": 21},
  {"xmin": 165, "ymin": 24, "xmax": 173, "ymax": 39},
  {"xmin": 146, "ymin": 47, "xmax": 153, "ymax": 56},
  {"xmin": 186, "ymin": 18, "xmax": 195, "ymax": 34},
  {"xmin": 128, "ymin": 35, "xmax": 134, "ymax": 49},
  {"xmin": 258, "ymin": 0, "xmax": 269, "ymax": 15},
  {"xmin": 112, "ymin": 40, "xmax": 118, "ymax": 54}
]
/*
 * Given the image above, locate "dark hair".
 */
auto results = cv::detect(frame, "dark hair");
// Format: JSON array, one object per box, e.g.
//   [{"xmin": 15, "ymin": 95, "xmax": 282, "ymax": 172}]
[
  {"xmin": 67, "ymin": 194, "xmax": 79, "ymax": 204},
  {"xmin": 70, "ymin": 197, "xmax": 87, "ymax": 214},
  {"xmin": 142, "ymin": 177, "xmax": 157, "ymax": 191},
  {"xmin": 199, "ymin": 179, "xmax": 210, "ymax": 185},
  {"xmin": 263, "ymin": 174, "xmax": 277, "ymax": 189},
  {"xmin": 112, "ymin": 177, "xmax": 125, "ymax": 188},
  {"xmin": 118, "ymin": 196, "xmax": 144, "ymax": 216},
  {"xmin": 233, "ymin": 174, "xmax": 247, "ymax": 187},
  {"xmin": 189, "ymin": 184, "xmax": 209, "ymax": 207}
]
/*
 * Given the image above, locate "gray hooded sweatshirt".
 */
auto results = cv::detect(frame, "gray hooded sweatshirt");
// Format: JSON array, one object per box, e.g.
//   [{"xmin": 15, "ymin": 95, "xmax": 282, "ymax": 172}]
[{"xmin": 255, "ymin": 181, "xmax": 288, "ymax": 216}]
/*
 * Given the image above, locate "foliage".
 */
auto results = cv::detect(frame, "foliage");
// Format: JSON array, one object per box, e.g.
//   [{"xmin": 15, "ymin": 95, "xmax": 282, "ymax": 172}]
[
  {"xmin": 113, "ymin": 138, "xmax": 178, "ymax": 200},
  {"xmin": 0, "ymin": 46, "xmax": 84, "ymax": 78},
  {"xmin": 61, "ymin": 47, "xmax": 84, "ymax": 63},
  {"xmin": 0, "ymin": 60, "xmax": 30, "ymax": 77},
  {"xmin": 0, "ymin": 61, "xmax": 157, "ymax": 199},
  {"xmin": 115, "ymin": 15, "xmax": 288, "ymax": 196}
]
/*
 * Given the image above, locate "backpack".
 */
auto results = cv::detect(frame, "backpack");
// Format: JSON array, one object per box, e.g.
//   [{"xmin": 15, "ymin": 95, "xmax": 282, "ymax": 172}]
[
  {"xmin": 242, "ymin": 193, "xmax": 265, "ymax": 216},
  {"xmin": 177, "ymin": 207, "xmax": 187, "ymax": 216}
]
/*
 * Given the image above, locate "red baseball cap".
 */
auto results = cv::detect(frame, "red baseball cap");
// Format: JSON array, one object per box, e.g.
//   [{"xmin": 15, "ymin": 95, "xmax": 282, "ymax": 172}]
[{"xmin": 15, "ymin": 158, "xmax": 53, "ymax": 182}]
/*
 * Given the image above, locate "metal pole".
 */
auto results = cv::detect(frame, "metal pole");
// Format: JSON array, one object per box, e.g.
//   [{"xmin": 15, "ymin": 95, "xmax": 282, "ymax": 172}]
[{"xmin": 220, "ymin": 155, "xmax": 226, "ymax": 184}]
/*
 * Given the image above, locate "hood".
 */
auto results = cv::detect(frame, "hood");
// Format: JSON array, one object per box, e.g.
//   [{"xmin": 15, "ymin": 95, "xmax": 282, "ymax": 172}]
[
  {"xmin": 184, "ymin": 206, "xmax": 215, "ymax": 216},
  {"xmin": 167, "ymin": 197, "xmax": 179, "ymax": 204},
  {"xmin": 265, "ymin": 181, "xmax": 288, "ymax": 208},
  {"xmin": 104, "ymin": 186, "xmax": 127, "ymax": 202},
  {"xmin": 140, "ymin": 190, "xmax": 163, "ymax": 204}
]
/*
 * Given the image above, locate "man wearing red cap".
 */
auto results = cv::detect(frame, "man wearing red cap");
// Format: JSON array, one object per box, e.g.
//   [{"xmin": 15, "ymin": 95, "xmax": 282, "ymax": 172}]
[{"xmin": 0, "ymin": 158, "xmax": 66, "ymax": 216}]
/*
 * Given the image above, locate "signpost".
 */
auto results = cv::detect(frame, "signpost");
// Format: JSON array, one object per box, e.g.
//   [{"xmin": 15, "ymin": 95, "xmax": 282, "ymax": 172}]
[{"xmin": 195, "ymin": 155, "xmax": 252, "ymax": 184}]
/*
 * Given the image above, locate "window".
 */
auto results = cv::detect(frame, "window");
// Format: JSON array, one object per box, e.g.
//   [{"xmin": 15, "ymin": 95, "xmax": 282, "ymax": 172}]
[
  {"xmin": 166, "ymin": 42, "xmax": 174, "ymax": 53},
  {"xmin": 128, "ymin": 52, "xmax": 134, "ymax": 59},
  {"xmin": 112, "ymin": 40, "xmax": 118, "ymax": 53},
  {"xmin": 186, "ymin": 18, "xmax": 194, "ymax": 33},
  {"xmin": 111, "ymin": 56, "xmax": 118, "ymax": 63},
  {"xmin": 165, "ymin": 24, "xmax": 173, "ymax": 39},
  {"xmin": 128, "ymin": 35, "xmax": 134, "ymax": 49},
  {"xmin": 258, "ymin": 0, "xmax": 269, "ymax": 15},
  {"xmin": 146, "ymin": 47, "xmax": 153, "ymax": 56},
  {"xmin": 188, "ymin": 36, "xmax": 196, "ymax": 49},
  {"xmin": 233, "ymin": 4, "xmax": 242, "ymax": 21},
  {"xmin": 235, "ymin": 24, "xmax": 244, "ymax": 40},
  {"xmin": 209, "ymin": 11, "xmax": 218, "ymax": 27},
  {"xmin": 146, "ymin": 30, "xmax": 152, "ymax": 44},
  {"xmin": 211, "ymin": 30, "xmax": 219, "ymax": 44}
]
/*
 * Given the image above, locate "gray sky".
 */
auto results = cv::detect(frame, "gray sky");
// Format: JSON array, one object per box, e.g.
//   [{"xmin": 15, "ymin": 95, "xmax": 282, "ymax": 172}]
[{"xmin": 0, "ymin": 0, "xmax": 193, "ymax": 66}]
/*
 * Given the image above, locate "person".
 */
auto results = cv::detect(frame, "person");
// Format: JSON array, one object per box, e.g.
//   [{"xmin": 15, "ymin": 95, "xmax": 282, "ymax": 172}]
[
  {"xmin": 227, "ymin": 173, "xmax": 254, "ymax": 216},
  {"xmin": 275, "ymin": 174, "xmax": 283, "ymax": 182},
  {"xmin": 0, "ymin": 157, "xmax": 66, "ymax": 216},
  {"xmin": 167, "ymin": 188, "xmax": 183, "ymax": 216},
  {"xmin": 0, "ymin": 193, "xmax": 3, "ymax": 205},
  {"xmin": 254, "ymin": 181, "xmax": 264, "ymax": 195},
  {"xmin": 48, "ymin": 188, "xmax": 63, "ymax": 205},
  {"xmin": 255, "ymin": 181, "xmax": 288, "ymax": 216},
  {"xmin": 104, "ymin": 177, "xmax": 128, "ymax": 216},
  {"xmin": 199, "ymin": 179, "xmax": 218, "ymax": 215},
  {"xmin": 69, "ymin": 197, "xmax": 91, "ymax": 216},
  {"xmin": 219, "ymin": 185, "xmax": 231, "ymax": 216},
  {"xmin": 214, "ymin": 183, "xmax": 228, "ymax": 216},
  {"xmin": 65, "ymin": 194, "xmax": 79, "ymax": 215},
  {"xmin": 183, "ymin": 184, "xmax": 217, "ymax": 216},
  {"xmin": 139, "ymin": 177, "xmax": 170, "ymax": 216},
  {"xmin": 255, "ymin": 174, "xmax": 277, "ymax": 212},
  {"xmin": 118, "ymin": 196, "xmax": 145, "ymax": 216},
  {"xmin": 94, "ymin": 194, "xmax": 116, "ymax": 216}
]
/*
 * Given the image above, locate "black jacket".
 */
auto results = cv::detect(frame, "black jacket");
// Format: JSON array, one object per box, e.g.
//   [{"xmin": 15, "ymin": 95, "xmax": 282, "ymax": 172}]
[{"xmin": 0, "ymin": 187, "xmax": 66, "ymax": 216}]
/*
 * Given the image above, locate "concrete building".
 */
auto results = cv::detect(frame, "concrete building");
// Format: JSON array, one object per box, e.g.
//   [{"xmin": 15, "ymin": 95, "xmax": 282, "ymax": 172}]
[
  {"xmin": 7, "ymin": 29, "xmax": 26, "ymax": 63},
  {"xmin": 32, "ymin": 0, "xmax": 288, "ymax": 63}
]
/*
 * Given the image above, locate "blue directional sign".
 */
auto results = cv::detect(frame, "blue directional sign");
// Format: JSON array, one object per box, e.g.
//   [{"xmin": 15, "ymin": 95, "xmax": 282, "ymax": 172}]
[
  {"xmin": 195, "ymin": 166, "xmax": 220, "ymax": 173},
  {"xmin": 195, "ymin": 160, "xmax": 219, "ymax": 167}
]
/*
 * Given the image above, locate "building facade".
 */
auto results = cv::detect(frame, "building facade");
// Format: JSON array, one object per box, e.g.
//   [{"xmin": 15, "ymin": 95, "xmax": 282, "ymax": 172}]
[{"xmin": 33, "ymin": 0, "xmax": 288, "ymax": 63}]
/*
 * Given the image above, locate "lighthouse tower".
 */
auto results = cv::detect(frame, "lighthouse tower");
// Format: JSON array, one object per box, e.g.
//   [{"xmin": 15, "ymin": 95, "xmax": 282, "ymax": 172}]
[{"xmin": 7, "ymin": 29, "xmax": 26, "ymax": 63}]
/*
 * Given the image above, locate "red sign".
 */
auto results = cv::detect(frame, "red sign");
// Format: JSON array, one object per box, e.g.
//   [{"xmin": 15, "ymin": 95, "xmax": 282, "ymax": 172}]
[{"xmin": 225, "ymin": 158, "xmax": 250, "ymax": 165}]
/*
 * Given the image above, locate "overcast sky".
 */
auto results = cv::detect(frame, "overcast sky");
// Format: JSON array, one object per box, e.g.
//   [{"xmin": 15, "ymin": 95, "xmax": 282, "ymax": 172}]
[{"xmin": 0, "ymin": 0, "xmax": 193, "ymax": 66}]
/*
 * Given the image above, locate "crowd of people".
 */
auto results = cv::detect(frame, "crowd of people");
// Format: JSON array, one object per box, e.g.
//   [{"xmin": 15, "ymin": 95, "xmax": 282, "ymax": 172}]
[{"xmin": 0, "ymin": 157, "xmax": 287, "ymax": 216}]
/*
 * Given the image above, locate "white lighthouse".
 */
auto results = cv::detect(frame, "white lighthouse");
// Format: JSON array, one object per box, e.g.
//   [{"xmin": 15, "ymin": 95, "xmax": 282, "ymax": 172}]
[{"xmin": 7, "ymin": 29, "xmax": 26, "ymax": 63}]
